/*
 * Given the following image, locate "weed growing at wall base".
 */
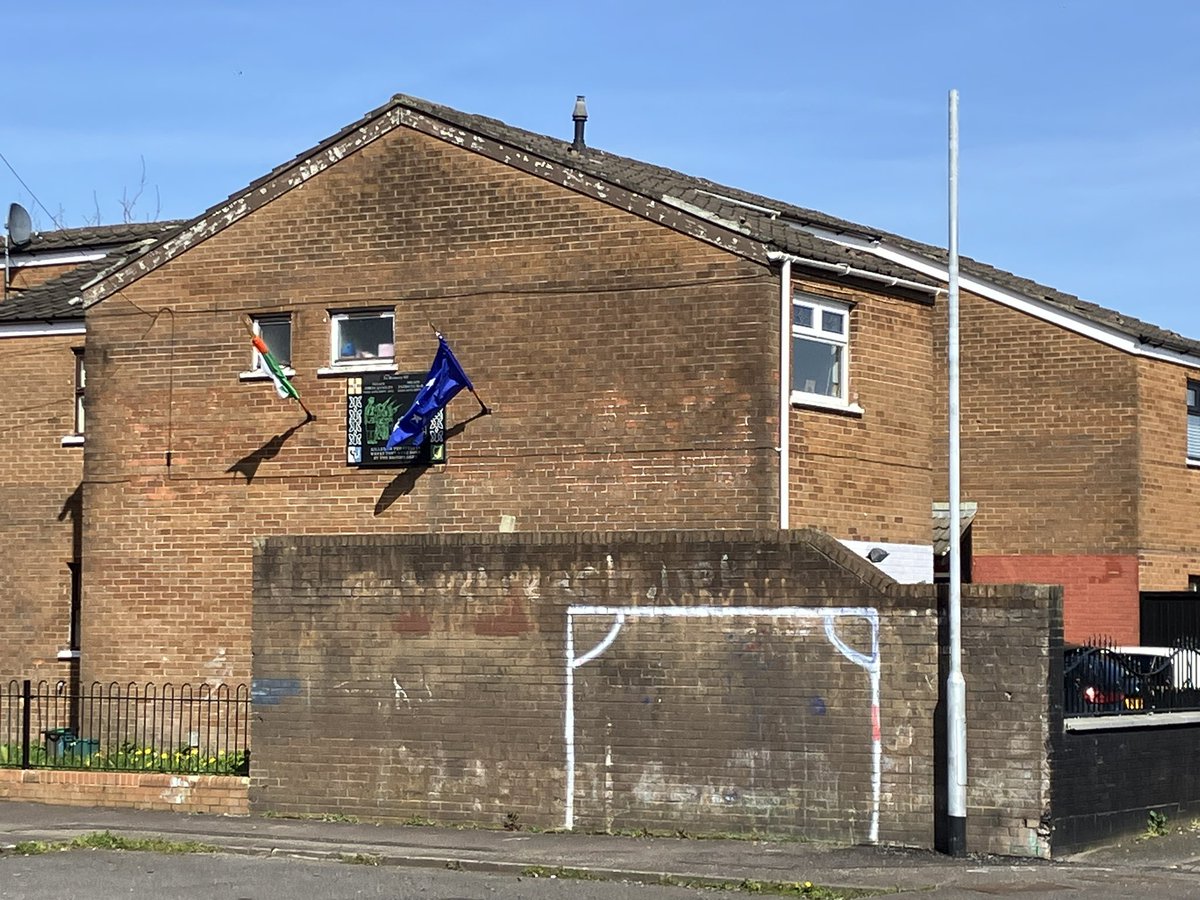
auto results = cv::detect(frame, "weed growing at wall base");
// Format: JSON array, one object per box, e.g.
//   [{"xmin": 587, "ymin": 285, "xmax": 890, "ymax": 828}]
[
  {"xmin": 1146, "ymin": 810, "xmax": 1169, "ymax": 838},
  {"xmin": 522, "ymin": 867, "xmax": 872, "ymax": 898}
]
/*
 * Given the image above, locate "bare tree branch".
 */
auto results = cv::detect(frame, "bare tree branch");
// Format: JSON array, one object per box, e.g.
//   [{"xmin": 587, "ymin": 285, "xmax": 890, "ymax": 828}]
[
  {"xmin": 120, "ymin": 156, "xmax": 147, "ymax": 224},
  {"xmin": 84, "ymin": 192, "xmax": 102, "ymax": 227}
]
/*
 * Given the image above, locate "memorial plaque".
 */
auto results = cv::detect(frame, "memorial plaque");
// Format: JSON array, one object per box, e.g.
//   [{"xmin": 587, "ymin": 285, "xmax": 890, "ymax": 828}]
[{"xmin": 346, "ymin": 373, "xmax": 445, "ymax": 467}]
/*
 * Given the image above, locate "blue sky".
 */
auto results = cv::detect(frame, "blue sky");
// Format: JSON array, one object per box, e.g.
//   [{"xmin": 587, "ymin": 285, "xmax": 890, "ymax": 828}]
[{"xmin": 4, "ymin": 2, "xmax": 1199, "ymax": 336}]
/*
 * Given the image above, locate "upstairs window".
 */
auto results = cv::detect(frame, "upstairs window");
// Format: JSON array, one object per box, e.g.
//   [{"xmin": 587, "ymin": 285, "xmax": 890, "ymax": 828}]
[
  {"xmin": 252, "ymin": 314, "xmax": 293, "ymax": 370},
  {"xmin": 1188, "ymin": 380, "xmax": 1200, "ymax": 462},
  {"xmin": 331, "ymin": 310, "xmax": 394, "ymax": 366},
  {"xmin": 792, "ymin": 294, "xmax": 850, "ymax": 402},
  {"xmin": 73, "ymin": 347, "xmax": 86, "ymax": 435}
]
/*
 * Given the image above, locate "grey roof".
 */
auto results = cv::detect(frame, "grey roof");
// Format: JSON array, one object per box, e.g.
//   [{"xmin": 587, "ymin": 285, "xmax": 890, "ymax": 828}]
[
  {"xmin": 0, "ymin": 236, "xmax": 169, "ymax": 322},
  {"xmin": 83, "ymin": 94, "xmax": 941, "ymax": 306},
  {"xmin": 392, "ymin": 94, "xmax": 940, "ymax": 290},
  {"xmin": 932, "ymin": 502, "xmax": 978, "ymax": 557},
  {"xmin": 393, "ymin": 94, "xmax": 1200, "ymax": 357},
  {"xmin": 4, "ymin": 220, "xmax": 183, "ymax": 255}
]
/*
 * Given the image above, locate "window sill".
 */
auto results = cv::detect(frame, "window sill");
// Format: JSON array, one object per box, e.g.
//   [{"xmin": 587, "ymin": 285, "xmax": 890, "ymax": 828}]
[
  {"xmin": 56, "ymin": 649, "xmax": 81, "ymax": 660},
  {"xmin": 60, "ymin": 434, "xmax": 85, "ymax": 446},
  {"xmin": 789, "ymin": 391, "xmax": 864, "ymax": 417},
  {"xmin": 239, "ymin": 367, "xmax": 296, "ymax": 382},
  {"xmin": 317, "ymin": 362, "xmax": 396, "ymax": 377},
  {"xmin": 1188, "ymin": 458, "xmax": 1200, "ymax": 469}
]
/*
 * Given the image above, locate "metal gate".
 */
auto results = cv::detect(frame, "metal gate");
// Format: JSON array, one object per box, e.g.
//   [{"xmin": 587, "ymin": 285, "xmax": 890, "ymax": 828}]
[{"xmin": 1140, "ymin": 591, "xmax": 1200, "ymax": 645}]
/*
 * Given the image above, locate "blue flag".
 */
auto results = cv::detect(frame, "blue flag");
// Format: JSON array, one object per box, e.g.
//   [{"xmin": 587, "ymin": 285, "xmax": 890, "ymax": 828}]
[{"xmin": 386, "ymin": 336, "xmax": 474, "ymax": 448}]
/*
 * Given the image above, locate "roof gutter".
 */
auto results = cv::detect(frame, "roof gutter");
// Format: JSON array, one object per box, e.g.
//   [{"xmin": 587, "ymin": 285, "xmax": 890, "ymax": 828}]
[{"xmin": 766, "ymin": 250, "xmax": 943, "ymax": 297}]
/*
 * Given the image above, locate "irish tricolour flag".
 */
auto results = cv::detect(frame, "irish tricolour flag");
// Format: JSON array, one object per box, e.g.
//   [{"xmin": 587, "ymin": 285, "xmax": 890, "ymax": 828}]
[{"xmin": 252, "ymin": 335, "xmax": 300, "ymax": 401}]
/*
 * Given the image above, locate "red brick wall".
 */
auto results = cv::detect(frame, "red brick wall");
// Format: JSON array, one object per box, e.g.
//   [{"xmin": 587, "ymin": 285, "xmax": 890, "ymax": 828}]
[
  {"xmin": 928, "ymin": 290, "xmax": 1143, "ymax": 636},
  {"xmin": 0, "ymin": 769, "xmax": 247, "ymax": 815},
  {"xmin": 81, "ymin": 120, "xmax": 934, "ymax": 683},
  {"xmin": 0, "ymin": 332, "xmax": 83, "ymax": 680},
  {"xmin": 933, "ymin": 293, "xmax": 1140, "ymax": 558},
  {"xmin": 1135, "ymin": 355, "xmax": 1200, "ymax": 592},
  {"xmin": 974, "ymin": 554, "xmax": 1138, "ymax": 644}
]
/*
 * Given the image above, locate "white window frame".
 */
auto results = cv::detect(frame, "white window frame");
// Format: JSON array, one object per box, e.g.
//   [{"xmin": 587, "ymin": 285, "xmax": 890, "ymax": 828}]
[
  {"xmin": 790, "ymin": 293, "xmax": 855, "ymax": 412},
  {"xmin": 239, "ymin": 314, "xmax": 296, "ymax": 382},
  {"xmin": 320, "ymin": 309, "xmax": 396, "ymax": 375}
]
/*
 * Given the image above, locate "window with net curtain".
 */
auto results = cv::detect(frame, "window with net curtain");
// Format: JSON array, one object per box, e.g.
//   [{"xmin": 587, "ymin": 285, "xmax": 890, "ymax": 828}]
[
  {"xmin": 331, "ymin": 310, "xmax": 395, "ymax": 364},
  {"xmin": 792, "ymin": 294, "xmax": 849, "ymax": 400}
]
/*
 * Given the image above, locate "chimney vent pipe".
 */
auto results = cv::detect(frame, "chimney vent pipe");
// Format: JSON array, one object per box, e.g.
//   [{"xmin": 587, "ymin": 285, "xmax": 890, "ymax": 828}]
[{"xmin": 572, "ymin": 95, "xmax": 588, "ymax": 152}]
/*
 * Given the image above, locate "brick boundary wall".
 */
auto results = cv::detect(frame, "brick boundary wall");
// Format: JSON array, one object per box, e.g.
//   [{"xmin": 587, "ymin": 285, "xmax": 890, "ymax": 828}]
[
  {"xmin": 1051, "ymin": 723, "xmax": 1200, "ymax": 852},
  {"xmin": 956, "ymin": 582, "xmax": 1059, "ymax": 857},
  {"xmin": 252, "ymin": 529, "xmax": 1058, "ymax": 855},
  {"xmin": 0, "ymin": 769, "xmax": 248, "ymax": 816}
]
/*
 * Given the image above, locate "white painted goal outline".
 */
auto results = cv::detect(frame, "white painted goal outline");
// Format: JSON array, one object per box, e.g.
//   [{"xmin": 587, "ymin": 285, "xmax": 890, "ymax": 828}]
[{"xmin": 564, "ymin": 605, "xmax": 882, "ymax": 842}]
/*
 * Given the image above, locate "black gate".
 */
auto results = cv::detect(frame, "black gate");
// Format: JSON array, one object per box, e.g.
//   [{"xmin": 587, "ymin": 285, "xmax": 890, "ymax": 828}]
[{"xmin": 1141, "ymin": 591, "xmax": 1200, "ymax": 645}]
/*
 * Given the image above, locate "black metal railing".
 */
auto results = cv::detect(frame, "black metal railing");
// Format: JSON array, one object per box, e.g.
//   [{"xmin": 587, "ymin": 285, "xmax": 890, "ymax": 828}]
[
  {"xmin": 1065, "ymin": 638, "xmax": 1200, "ymax": 717},
  {"xmin": 0, "ymin": 680, "xmax": 250, "ymax": 774}
]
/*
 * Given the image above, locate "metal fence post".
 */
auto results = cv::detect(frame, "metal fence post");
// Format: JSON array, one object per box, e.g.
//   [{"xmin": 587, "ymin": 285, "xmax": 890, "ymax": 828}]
[{"xmin": 20, "ymin": 679, "xmax": 31, "ymax": 769}]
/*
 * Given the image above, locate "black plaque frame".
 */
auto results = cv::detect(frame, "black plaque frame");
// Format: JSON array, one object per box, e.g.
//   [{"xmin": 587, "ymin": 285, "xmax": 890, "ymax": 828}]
[{"xmin": 346, "ymin": 373, "xmax": 446, "ymax": 467}]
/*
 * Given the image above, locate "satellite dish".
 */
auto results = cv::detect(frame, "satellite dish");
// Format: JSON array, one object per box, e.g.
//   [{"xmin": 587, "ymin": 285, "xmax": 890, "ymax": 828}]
[{"xmin": 6, "ymin": 203, "xmax": 32, "ymax": 246}]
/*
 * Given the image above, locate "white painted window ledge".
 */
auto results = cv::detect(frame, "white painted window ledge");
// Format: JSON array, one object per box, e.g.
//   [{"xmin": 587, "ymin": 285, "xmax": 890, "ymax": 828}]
[
  {"xmin": 790, "ymin": 392, "xmax": 864, "ymax": 417},
  {"xmin": 60, "ymin": 435, "xmax": 85, "ymax": 446},
  {"xmin": 239, "ymin": 367, "xmax": 297, "ymax": 382}
]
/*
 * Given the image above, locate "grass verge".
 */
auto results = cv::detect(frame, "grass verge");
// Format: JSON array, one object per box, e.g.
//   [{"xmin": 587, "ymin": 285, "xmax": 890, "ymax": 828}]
[
  {"xmin": 8, "ymin": 831, "xmax": 219, "ymax": 856},
  {"xmin": 520, "ymin": 865, "xmax": 881, "ymax": 898}
]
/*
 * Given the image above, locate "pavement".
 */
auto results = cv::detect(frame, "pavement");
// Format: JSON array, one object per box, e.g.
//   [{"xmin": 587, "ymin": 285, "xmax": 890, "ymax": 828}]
[{"xmin": 3, "ymin": 801, "xmax": 1200, "ymax": 897}]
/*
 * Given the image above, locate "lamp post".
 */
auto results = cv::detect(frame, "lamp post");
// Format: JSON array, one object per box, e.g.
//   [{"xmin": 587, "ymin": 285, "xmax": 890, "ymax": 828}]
[{"xmin": 946, "ymin": 87, "xmax": 968, "ymax": 857}]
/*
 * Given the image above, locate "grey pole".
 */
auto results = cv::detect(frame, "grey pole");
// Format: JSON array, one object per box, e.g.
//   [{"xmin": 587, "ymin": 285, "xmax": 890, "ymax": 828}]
[{"xmin": 946, "ymin": 87, "xmax": 968, "ymax": 856}]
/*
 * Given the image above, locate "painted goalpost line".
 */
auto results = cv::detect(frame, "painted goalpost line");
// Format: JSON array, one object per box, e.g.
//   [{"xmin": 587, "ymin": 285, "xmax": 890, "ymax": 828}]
[{"xmin": 563, "ymin": 604, "xmax": 882, "ymax": 843}]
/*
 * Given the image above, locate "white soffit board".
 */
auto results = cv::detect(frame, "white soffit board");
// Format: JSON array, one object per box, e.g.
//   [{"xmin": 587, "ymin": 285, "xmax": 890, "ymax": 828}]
[
  {"xmin": 0, "ymin": 321, "xmax": 85, "ymax": 338},
  {"xmin": 8, "ymin": 250, "xmax": 106, "ymax": 267}
]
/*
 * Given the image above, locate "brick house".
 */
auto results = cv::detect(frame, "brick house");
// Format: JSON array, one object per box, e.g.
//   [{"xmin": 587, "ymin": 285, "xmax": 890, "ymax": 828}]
[
  {"xmin": 6, "ymin": 93, "xmax": 1189, "ymax": 681},
  {"xmin": 0, "ymin": 223, "xmax": 179, "ymax": 680},
  {"xmin": 73, "ymin": 94, "xmax": 944, "ymax": 684}
]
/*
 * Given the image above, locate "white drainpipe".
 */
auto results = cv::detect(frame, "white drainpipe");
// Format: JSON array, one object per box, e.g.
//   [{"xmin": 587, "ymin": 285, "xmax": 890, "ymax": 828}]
[{"xmin": 778, "ymin": 258, "xmax": 792, "ymax": 530}]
